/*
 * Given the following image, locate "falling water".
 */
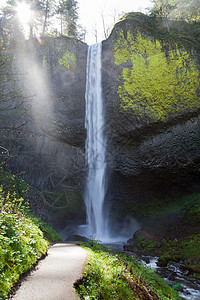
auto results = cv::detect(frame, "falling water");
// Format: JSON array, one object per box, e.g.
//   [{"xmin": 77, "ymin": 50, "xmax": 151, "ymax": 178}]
[{"xmin": 84, "ymin": 43, "xmax": 108, "ymax": 241}]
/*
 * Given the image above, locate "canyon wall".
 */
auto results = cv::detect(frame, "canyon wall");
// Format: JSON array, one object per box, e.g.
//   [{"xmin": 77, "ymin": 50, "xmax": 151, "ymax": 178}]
[{"xmin": 1, "ymin": 13, "xmax": 200, "ymax": 228}]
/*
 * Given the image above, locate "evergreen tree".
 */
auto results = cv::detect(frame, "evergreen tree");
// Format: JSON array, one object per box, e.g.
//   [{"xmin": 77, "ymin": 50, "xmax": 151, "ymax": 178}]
[
  {"xmin": 39, "ymin": 0, "xmax": 56, "ymax": 35},
  {"xmin": 173, "ymin": 0, "xmax": 200, "ymax": 22},
  {"xmin": 57, "ymin": 0, "xmax": 79, "ymax": 37},
  {"xmin": 150, "ymin": 0, "xmax": 177, "ymax": 31},
  {"xmin": 150, "ymin": 0, "xmax": 200, "ymax": 24},
  {"xmin": 1, "ymin": 0, "xmax": 57, "ymax": 39}
]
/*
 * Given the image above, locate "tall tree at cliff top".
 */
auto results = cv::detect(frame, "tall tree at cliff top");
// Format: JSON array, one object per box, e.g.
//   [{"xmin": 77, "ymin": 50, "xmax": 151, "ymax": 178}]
[
  {"xmin": 39, "ymin": 0, "xmax": 56, "ymax": 35},
  {"xmin": 150, "ymin": 0, "xmax": 200, "ymax": 24},
  {"xmin": 2, "ymin": 0, "xmax": 42, "ymax": 39},
  {"xmin": 1, "ymin": 0, "xmax": 57, "ymax": 39},
  {"xmin": 150, "ymin": 0, "xmax": 177, "ymax": 31},
  {"xmin": 173, "ymin": 0, "xmax": 200, "ymax": 22},
  {"xmin": 57, "ymin": 0, "xmax": 79, "ymax": 37}
]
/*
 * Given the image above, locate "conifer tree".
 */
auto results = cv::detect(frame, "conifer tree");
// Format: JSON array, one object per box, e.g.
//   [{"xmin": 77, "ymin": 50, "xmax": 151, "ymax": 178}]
[{"xmin": 57, "ymin": 0, "xmax": 78, "ymax": 37}]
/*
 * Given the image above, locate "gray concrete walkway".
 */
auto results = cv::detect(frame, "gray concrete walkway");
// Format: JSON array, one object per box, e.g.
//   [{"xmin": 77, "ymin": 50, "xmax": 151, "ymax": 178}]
[{"xmin": 11, "ymin": 243, "xmax": 87, "ymax": 300}]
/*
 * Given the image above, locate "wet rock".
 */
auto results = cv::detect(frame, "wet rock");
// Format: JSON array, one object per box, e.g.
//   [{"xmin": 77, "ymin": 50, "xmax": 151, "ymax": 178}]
[
  {"xmin": 2, "ymin": 36, "xmax": 87, "ymax": 190},
  {"xmin": 168, "ymin": 271, "xmax": 176, "ymax": 281},
  {"xmin": 134, "ymin": 229, "xmax": 159, "ymax": 241},
  {"xmin": 126, "ymin": 237, "xmax": 136, "ymax": 245},
  {"xmin": 27, "ymin": 189, "xmax": 49, "ymax": 223},
  {"xmin": 102, "ymin": 14, "xmax": 200, "ymax": 181},
  {"xmin": 142, "ymin": 257, "xmax": 150, "ymax": 264},
  {"xmin": 65, "ymin": 234, "xmax": 89, "ymax": 243},
  {"xmin": 183, "ymin": 270, "xmax": 190, "ymax": 276}
]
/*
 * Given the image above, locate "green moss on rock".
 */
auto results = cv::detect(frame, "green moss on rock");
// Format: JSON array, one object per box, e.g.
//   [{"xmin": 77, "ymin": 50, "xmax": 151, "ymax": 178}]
[
  {"xmin": 59, "ymin": 51, "xmax": 76, "ymax": 70},
  {"xmin": 43, "ymin": 190, "xmax": 84, "ymax": 226},
  {"xmin": 114, "ymin": 31, "xmax": 200, "ymax": 122}
]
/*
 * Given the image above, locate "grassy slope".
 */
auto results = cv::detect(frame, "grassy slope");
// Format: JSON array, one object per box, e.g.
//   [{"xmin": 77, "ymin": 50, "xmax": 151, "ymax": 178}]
[
  {"xmin": 75, "ymin": 242, "xmax": 183, "ymax": 300},
  {"xmin": 0, "ymin": 169, "xmax": 62, "ymax": 299}
]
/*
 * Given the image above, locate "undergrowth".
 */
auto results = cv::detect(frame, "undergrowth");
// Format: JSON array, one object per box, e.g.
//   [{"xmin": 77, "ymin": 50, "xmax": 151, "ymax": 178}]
[
  {"xmin": 134, "ymin": 232, "xmax": 200, "ymax": 277},
  {"xmin": 129, "ymin": 192, "xmax": 200, "ymax": 222},
  {"xmin": 0, "ymin": 170, "xmax": 62, "ymax": 299},
  {"xmin": 76, "ymin": 241, "xmax": 183, "ymax": 300},
  {"xmin": 27, "ymin": 213, "xmax": 62, "ymax": 243}
]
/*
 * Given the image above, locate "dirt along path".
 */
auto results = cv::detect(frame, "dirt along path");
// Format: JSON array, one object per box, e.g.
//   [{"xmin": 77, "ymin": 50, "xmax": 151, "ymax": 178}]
[{"xmin": 11, "ymin": 243, "xmax": 88, "ymax": 300}]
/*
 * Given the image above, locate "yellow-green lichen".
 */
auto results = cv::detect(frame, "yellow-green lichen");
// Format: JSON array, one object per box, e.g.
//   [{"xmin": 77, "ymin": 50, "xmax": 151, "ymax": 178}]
[
  {"xmin": 59, "ymin": 52, "xmax": 76, "ymax": 70},
  {"xmin": 114, "ymin": 31, "xmax": 200, "ymax": 122},
  {"xmin": 43, "ymin": 55, "xmax": 50, "ymax": 70}
]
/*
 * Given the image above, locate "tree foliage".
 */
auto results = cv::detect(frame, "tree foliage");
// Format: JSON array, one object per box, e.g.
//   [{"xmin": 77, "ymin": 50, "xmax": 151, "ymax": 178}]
[
  {"xmin": 150, "ymin": 0, "xmax": 177, "ymax": 30},
  {"xmin": 172, "ymin": 0, "xmax": 200, "ymax": 22},
  {"xmin": 2, "ymin": 0, "xmax": 44, "ymax": 38},
  {"xmin": 150, "ymin": 0, "xmax": 200, "ymax": 23},
  {"xmin": 57, "ymin": 0, "xmax": 79, "ymax": 37},
  {"xmin": 0, "ymin": 0, "xmax": 81, "ymax": 39}
]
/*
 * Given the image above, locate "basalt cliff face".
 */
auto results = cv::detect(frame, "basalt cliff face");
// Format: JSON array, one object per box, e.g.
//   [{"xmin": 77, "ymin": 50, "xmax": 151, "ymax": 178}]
[
  {"xmin": 1, "ymin": 13, "xmax": 200, "ymax": 228},
  {"xmin": 3, "ymin": 37, "xmax": 87, "ymax": 190},
  {"xmin": 0, "ymin": 37, "xmax": 88, "ymax": 227},
  {"xmin": 101, "ymin": 13, "xmax": 200, "ymax": 219}
]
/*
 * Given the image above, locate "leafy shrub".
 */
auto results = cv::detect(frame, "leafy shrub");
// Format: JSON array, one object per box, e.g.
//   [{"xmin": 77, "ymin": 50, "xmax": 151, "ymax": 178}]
[
  {"xmin": 29, "ymin": 214, "xmax": 62, "ymax": 243},
  {"xmin": 0, "ymin": 187, "xmax": 49, "ymax": 299}
]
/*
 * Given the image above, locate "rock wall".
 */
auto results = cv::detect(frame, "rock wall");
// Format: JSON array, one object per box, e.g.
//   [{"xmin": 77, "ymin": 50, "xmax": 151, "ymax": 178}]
[
  {"xmin": 2, "ymin": 36, "xmax": 87, "ymax": 190},
  {"xmin": 102, "ymin": 13, "xmax": 200, "ymax": 214},
  {"xmin": 1, "ymin": 13, "xmax": 200, "ymax": 229}
]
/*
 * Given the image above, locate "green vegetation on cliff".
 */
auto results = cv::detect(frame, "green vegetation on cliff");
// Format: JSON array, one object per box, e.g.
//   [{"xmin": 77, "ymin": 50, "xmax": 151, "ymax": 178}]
[
  {"xmin": 43, "ymin": 189, "xmax": 84, "ymax": 227},
  {"xmin": 59, "ymin": 51, "xmax": 77, "ymax": 70},
  {"xmin": 134, "ymin": 231, "xmax": 200, "ymax": 277},
  {"xmin": 127, "ymin": 192, "xmax": 200, "ymax": 277},
  {"xmin": 76, "ymin": 241, "xmax": 182, "ymax": 299},
  {"xmin": 114, "ymin": 30, "xmax": 200, "ymax": 122}
]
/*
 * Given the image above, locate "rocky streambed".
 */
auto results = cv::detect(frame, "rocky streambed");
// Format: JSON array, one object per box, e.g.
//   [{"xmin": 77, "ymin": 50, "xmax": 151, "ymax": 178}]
[
  {"xmin": 122, "ymin": 228, "xmax": 200, "ymax": 299},
  {"xmin": 101, "ymin": 240, "xmax": 200, "ymax": 299},
  {"xmin": 140, "ymin": 257, "xmax": 200, "ymax": 299}
]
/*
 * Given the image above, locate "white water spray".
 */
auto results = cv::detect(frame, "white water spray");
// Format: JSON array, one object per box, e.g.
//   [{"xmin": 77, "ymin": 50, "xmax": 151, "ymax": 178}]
[{"xmin": 84, "ymin": 43, "xmax": 108, "ymax": 241}]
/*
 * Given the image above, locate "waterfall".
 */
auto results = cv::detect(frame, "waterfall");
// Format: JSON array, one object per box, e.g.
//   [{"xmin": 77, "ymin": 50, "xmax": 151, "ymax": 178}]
[{"xmin": 84, "ymin": 43, "xmax": 108, "ymax": 241}]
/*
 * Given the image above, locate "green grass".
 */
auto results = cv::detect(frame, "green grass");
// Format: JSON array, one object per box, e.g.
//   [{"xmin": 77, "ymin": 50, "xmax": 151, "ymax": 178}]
[
  {"xmin": 158, "ymin": 234, "xmax": 200, "ymax": 272},
  {"xmin": 76, "ymin": 241, "xmax": 183, "ymax": 300}
]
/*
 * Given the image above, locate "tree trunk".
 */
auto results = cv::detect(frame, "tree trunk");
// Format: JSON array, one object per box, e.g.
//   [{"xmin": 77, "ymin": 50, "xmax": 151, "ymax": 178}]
[{"xmin": 42, "ymin": 0, "xmax": 49, "ymax": 36}]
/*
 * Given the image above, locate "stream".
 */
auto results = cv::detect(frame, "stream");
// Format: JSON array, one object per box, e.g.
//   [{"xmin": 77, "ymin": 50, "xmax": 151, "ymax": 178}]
[
  {"xmin": 141, "ymin": 256, "xmax": 200, "ymax": 299},
  {"xmin": 104, "ymin": 242, "xmax": 200, "ymax": 299}
]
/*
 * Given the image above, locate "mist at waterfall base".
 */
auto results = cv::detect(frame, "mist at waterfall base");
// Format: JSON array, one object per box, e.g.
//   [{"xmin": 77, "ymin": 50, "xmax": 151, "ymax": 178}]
[{"xmin": 75, "ymin": 43, "xmax": 139, "ymax": 244}]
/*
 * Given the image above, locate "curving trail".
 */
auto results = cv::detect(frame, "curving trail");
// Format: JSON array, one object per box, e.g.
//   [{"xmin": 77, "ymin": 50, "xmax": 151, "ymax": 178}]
[{"xmin": 11, "ymin": 243, "xmax": 87, "ymax": 300}]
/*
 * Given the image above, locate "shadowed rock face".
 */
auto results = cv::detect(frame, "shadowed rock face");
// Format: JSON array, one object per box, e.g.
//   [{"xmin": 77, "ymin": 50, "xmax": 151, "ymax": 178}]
[
  {"xmin": 100, "ymin": 14, "xmax": 200, "ymax": 221},
  {"xmin": 102, "ymin": 13, "xmax": 200, "ymax": 183},
  {"xmin": 1, "ymin": 14, "xmax": 200, "ymax": 229},
  {"xmin": 2, "ymin": 37, "xmax": 87, "ymax": 189}
]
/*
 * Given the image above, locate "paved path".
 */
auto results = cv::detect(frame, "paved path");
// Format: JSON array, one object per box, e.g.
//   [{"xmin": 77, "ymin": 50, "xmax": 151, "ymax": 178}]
[{"xmin": 11, "ymin": 243, "xmax": 88, "ymax": 300}]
